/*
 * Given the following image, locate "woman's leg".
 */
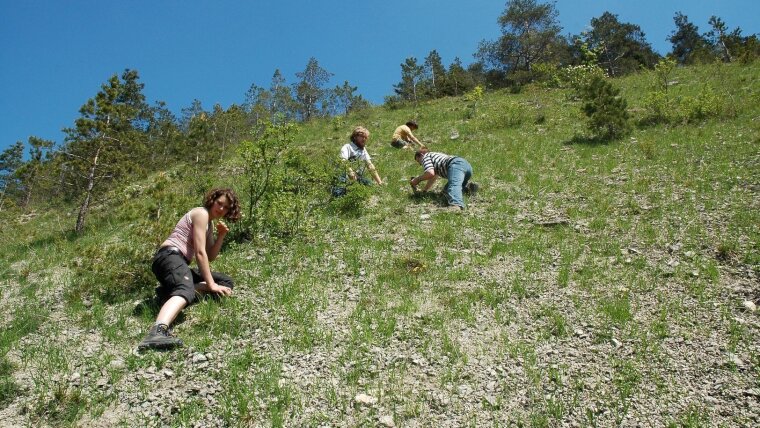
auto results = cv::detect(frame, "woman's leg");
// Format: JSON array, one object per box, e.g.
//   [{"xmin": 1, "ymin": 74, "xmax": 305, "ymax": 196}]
[{"xmin": 155, "ymin": 296, "xmax": 188, "ymax": 326}]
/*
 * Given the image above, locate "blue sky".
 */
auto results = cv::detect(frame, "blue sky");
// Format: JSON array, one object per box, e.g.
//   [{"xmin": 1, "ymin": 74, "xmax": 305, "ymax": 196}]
[{"xmin": 1, "ymin": 0, "xmax": 757, "ymax": 154}]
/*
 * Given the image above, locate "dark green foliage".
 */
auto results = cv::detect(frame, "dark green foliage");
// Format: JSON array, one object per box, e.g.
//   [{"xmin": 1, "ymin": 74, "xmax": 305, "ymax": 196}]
[
  {"xmin": 0, "ymin": 142, "xmax": 24, "ymax": 209},
  {"xmin": 294, "ymin": 58, "xmax": 333, "ymax": 121},
  {"xmin": 394, "ymin": 57, "xmax": 425, "ymax": 104},
  {"xmin": 475, "ymin": 0, "xmax": 564, "ymax": 77},
  {"xmin": 668, "ymin": 12, "xmax": 712, "ymax": 65},
  {"xmin": 328, "ymin": 180, "xmax": 371, "ymax": 218},
  {"xmin": 580, "ymin": 76, "xmax": 631, "ymax": 140},
  {"xmin": 581, "ymin": 12, "xmax": 660, "ymax": 76}
]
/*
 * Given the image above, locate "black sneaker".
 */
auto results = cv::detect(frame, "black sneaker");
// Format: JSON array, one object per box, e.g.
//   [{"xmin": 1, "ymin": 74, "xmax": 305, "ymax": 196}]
[
  {"xmin": 138, "ymin": 324, "xmax": 183, "ymax": 351},
  {"xmin": 466, "ymin": 181, "xmax": 480, "ymax": 196}
]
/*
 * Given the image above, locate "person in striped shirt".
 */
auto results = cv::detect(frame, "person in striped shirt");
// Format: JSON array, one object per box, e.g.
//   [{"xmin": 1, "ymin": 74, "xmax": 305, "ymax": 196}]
[
  {"xmin": 409, "ymin": 148, "xmax": 479, "ymax": 210},
  {"xmin": 139, "ymin": 188, "xmax": 242, "ymax": 351}
]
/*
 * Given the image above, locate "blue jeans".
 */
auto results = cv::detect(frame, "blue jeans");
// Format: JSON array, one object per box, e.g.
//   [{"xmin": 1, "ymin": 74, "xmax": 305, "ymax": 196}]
[{"xmin": 444, "ymin": 157, "xmax": 472, "ymax": 208}]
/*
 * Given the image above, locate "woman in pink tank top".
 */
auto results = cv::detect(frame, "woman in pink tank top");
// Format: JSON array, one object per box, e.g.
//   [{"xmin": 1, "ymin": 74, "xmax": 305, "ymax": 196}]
[{"xmin": 139, "ymin": 188, "xmax": 242, "ymax": 351}]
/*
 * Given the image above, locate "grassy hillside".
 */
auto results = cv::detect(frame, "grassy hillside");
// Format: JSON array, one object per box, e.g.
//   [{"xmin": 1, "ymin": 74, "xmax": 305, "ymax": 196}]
[{"xmin": 1, "ymin": 62, "xmax": 758, "ymax": 427}]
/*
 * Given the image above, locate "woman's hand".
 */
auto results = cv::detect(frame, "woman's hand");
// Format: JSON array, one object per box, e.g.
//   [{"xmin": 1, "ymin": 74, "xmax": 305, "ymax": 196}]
[
  {"xmin": 211, "ymin": 284, "xmax": 232, "ymax": 296},
  {"xmin": 216, "ymin": 220, "xmax": 229, "ymax": 236}
]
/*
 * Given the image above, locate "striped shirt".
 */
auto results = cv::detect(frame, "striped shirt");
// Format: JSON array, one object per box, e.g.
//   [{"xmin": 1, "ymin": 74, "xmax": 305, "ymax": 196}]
[
  {"xmin": 420, "ymin": 152, "xmax": 455, "ymax": 179},
  {"xmin": 163, "ymin": 209, "xmax": 213, "ymax": 262}
]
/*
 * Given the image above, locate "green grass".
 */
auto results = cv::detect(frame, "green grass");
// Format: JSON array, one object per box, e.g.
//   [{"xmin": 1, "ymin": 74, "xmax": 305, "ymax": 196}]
[{"xmin": 0, "ymin": 61, "xmax": 758, "ymax": 426}]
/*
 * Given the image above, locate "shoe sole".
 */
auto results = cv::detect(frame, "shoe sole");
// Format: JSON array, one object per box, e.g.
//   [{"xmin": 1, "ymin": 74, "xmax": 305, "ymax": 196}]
[{"xmin": 138, "ymin": 339, "xmax": 183, "ymax": 351}]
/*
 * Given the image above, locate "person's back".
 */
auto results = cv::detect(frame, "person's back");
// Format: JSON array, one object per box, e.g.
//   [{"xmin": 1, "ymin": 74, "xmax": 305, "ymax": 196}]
[{"xmin": 391, "ymin": 121, "xmax": 424, "ymax": 149}]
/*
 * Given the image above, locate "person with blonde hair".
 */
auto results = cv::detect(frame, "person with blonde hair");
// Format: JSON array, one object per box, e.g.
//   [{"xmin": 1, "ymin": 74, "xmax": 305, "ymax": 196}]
[{"xmin": 333, "ymin": 126, "xmax": 383, "ymax": 196}]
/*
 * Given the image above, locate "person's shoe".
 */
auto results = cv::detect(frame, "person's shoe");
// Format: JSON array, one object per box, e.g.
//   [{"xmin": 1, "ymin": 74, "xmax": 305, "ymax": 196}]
[
  {"xmin": 466, "ymin": 181, "xmax": 480, "ymax": 196},
  {"xmin": 138, "ymin": 323, "xmax": 183, "ymax": 351}
]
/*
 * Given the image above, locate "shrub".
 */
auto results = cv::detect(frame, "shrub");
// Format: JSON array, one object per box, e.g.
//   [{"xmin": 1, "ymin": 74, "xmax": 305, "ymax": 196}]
[
  {"xmin": 580, "ymin": 76, "xmax": 631, "ymax": 140},
  {"xmin": 531, "ymin": 62, "xmax": 562, "ymax": 88},
  {"xmin": 328, "ymin": 180, "xmax": 371, "ymax": 218},
  {"xmin": 558, "ymin": 64, "xmax": 607, "ymax": 98}
]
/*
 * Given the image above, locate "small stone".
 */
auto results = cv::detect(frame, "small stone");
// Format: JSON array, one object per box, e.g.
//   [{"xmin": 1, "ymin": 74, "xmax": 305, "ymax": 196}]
[
  {"xmin": 743, "ymin": 301, "xmax": 757, "ymax": 312},
  {"xmin": 484, "ymin": 395, "xmax": 499, "ymax": 408},
  {"xmin": 163, "ymin": 369, "xmax": 174, "ymax": 378},
  {"xmin": 420, "ymin": 214, "xmax": 431, "ymax": 220},
  {"xmin": 450, "ymin": 130, "xmax": 460, "ymax": 140},
  {"xmin": 379, "ymin": 415, "xmax": 395, "ymax": 427},
  {"xmin": 109, "ymin": 359, "xmax": 126, "ymax": 370},
  {"xmin": 69, "ymin": 372, "xmax": 81, "ymax": 383},
  {"xmin": 192, "ymin": 353, "xmax": 208, "ymax": 363},
  {"xmin": 727, "ymin": 353, "xmax": 744, "ymax": 369},
  {"xmin": 685, "ymin": 251, "xmax": 695, "ymax": 258},
  {"xmin": 355, "ymin": 393, "xmax": 377, "ymax": 406},
  {"xmin": 612, "ymin": 338, "xmax": 622, "ymax": 348}
]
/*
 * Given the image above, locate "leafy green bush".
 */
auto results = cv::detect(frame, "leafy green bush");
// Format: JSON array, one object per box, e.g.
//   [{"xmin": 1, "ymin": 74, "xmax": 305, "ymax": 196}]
[
  {"xmin": 235, "ymin": 123, "xmax": 330, "ymax": 240},
  {"xmin": 580, "ymin": 76, "xmax": 631, "ymax": 140},
  {"xmin": 328, "ymin": 180, "xmax": 371, "ymax": 218},
  {"xmin": 558, "ymin": 64, "xmax": 607, "ymax": 99},
  {"xmin": 643, "ymin": 85, "xmax": 727, "ymax": 124}
]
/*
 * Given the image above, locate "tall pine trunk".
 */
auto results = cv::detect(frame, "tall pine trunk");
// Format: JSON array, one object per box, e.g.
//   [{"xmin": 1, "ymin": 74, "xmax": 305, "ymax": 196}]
[{"xmin": 75, "ymin": 144, "xmax": 101, "ymax": 234}]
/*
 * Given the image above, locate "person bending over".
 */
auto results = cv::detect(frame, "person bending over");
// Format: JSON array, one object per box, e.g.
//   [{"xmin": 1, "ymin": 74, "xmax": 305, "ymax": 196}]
[
  {"xmin": 409, "ymin": 148, "xmax": 479, "ymax": 210},
  {"xmin": 391, "ymin": 121, "xmax": 425, "ymax": 149}
]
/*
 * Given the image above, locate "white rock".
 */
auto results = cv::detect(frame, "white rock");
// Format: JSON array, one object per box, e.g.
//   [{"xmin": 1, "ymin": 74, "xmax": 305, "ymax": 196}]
[
  {"xmin": 743, "ymin": 300, "xmax": 757, "ymax": 312},
  {"xmin": 355, "ymin": 393, "xmax": 377, "ymax": 406},
  {"xmin": 420, "ymin": 214, "xmax": 431, "ymax": 220},
  {"xmin": 192, "ymin": 353, "xmax": 208, "ymax": 363},
  {"xmin": 69, "ymin": 372, "xmax": 81, "ymax": 383},
  {"xmin": 109, "ymin": 359, "xmax": 126, "ymax": 370},
  {"xmin": 379, "ymin": 415, "xmax": 395, "ymax": 427},
  {"xmin": 163, "ymin": 369, "xmax": 174, "ymax": 378},
  {"xmin": 727, "ymin": 353, "xmax": 745, "ymax": 369}
]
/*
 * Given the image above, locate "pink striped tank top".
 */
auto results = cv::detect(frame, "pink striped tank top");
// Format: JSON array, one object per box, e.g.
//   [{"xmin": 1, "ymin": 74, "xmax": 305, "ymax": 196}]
[{"xmin": 163, "ymin": 209, "xmax": 212, "ymax": 262}]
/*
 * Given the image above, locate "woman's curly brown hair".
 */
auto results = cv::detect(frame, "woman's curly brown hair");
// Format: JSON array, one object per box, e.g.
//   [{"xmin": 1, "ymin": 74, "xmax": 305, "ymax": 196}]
[{"xmin": 203, "ymin": 188, "xmax": 242, "ymax": 222}]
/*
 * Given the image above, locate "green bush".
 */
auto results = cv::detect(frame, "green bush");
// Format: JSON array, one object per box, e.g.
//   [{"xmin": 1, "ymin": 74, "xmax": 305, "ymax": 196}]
[
  {"xmin": 580, "ymin": 76, "xmax": 631, "ymax": 140},
  {"xmin": 558, "ymin": 64, "xmax": 607, "ymax": 99},
  {"xmin": 328, "ymin": 181, "xmax": 371, "ymax": 218},
  {"xmin": 643, "ymin": 85, "xmax": 727, "ymax": 124},
  {"xmin": 235, "ymin": 123, "xmax": 331, "ymax": 241}
]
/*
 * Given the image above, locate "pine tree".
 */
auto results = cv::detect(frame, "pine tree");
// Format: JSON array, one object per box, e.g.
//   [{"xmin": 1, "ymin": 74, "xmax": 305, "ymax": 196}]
[
  {"xmin": 424, "ymin": 50, "xmax": 447, "ymax": 98},
  {"xmin": 62, "ymin": 69, "xmax": 151, "ymax": 233},
  {"xmin": 580, "ymin": 76, "xmax": 630, "ymax": 140},
  {"xmin": 393, "ymin": 57, "xmax": 425, "ymax": 104},
  {"xmin": 294, "ymin": 58, "xmax": 333, "ymax": 121},
  {"xmin": 668, "ymin": 12, "xmax": 710, "ymax": 65}
]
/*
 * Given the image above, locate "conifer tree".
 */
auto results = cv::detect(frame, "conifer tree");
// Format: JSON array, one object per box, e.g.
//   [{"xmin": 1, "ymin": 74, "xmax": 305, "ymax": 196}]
[
  {"xmin": 294, "ymin": 58, "xmax": 333, "ymax": 121},
  {"xmin": 62, "ymin": 69, "xmax": 150, "ymax": 233}
]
